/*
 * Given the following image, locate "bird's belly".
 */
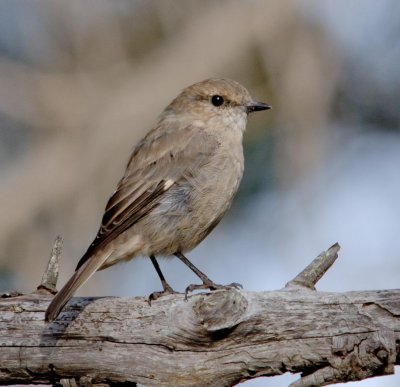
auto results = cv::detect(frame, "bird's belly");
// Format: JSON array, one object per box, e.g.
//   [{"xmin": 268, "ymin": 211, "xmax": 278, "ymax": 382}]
[{"xmin": 138, "ymin": 155, "xmax": 243, "ymax": 256}]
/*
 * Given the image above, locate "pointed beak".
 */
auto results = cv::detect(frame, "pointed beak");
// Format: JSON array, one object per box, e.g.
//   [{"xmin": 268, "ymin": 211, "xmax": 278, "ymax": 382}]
[{"xmin": 246, "ymin": 101, "xmax": 272, "ymax": 113}]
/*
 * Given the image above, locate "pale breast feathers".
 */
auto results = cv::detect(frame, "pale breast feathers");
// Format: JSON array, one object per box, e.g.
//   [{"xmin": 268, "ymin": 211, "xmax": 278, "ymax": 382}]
[{"xmin": 76, "ymin": 124, "xmax": 220, "ymax": 269}]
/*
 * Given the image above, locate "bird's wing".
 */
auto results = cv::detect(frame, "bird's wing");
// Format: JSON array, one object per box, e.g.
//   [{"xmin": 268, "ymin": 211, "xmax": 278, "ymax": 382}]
[
  {"xmin": 46, "ymin": 123, "xmax": 219, "ymax": 321},
  {"xmin": 76, "ymin": 123, "xmax": 220, "ymax": 270}
]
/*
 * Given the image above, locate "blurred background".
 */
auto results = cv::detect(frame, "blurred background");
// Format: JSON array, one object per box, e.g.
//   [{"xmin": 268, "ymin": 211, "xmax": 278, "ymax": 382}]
[{"xmin": 1, "ymin": 0, "xmax": 399, "ymax": 386}]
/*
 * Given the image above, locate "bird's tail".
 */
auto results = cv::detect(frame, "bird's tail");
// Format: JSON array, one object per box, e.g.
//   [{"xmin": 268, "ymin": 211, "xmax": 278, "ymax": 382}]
[{"xmin": 45, "ymin": 251, "xmax": 111, "ymax": 322}]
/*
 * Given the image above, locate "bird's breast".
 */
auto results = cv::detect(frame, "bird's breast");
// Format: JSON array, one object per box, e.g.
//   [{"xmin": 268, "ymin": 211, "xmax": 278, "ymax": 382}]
[
  {"xmin": 141, "ymin": 137, "xmax": 244, "ymax": 255},
  {"xmin": 186, "ymin": 141, "xmax": 244, "ymax": 222}
]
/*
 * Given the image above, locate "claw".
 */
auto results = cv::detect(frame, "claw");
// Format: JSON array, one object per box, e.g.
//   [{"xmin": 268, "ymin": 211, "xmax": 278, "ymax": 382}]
[{"xmin": 148, "ymin": 286, "xmax": 181, "ymax": 305}]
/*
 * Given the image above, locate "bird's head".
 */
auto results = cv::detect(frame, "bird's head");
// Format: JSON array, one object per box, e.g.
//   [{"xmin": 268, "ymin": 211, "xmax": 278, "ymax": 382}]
[{"xmin": 164, "ymin": 78, "xmax": 271, "ymax": 132}]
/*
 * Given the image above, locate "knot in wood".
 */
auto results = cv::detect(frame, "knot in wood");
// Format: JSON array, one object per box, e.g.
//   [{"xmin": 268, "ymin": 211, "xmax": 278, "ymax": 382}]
[{"xmin": 192, "ymin": 289, "xmax": 247, "ymax": 333}]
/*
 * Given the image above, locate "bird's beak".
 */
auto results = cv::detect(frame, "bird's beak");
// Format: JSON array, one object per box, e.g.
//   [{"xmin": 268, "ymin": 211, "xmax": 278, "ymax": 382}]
[{"xmin": 246, "ymin": 101, "xmax": 271, "ymax": 113}]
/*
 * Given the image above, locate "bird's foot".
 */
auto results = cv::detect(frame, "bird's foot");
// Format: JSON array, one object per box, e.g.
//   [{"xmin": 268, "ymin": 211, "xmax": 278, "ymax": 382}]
[
  {"xmin": 148, "ymin": 285, "xmax": 182, "ymax": 305},
  {"xmin": 184, "ymin": 281, "xmax": 242, "ymax": 300}
]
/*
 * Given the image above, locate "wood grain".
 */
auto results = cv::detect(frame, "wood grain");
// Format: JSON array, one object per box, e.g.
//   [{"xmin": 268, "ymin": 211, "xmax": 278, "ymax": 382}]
[{"xmin": 1, "ymin": 286, "xmax": 399, "ymax": 386}]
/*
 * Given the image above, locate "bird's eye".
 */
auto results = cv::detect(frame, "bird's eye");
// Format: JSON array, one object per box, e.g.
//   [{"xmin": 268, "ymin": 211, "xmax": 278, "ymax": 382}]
[{"xmin": 211, "ymin": 95, "xmax": 224, "ymax": 107}]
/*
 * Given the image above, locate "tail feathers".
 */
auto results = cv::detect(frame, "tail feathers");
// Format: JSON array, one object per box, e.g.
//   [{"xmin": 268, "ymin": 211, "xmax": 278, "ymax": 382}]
[{"xmin": 45, "ymin": 252, "xmax": 111, "ymax": 322}]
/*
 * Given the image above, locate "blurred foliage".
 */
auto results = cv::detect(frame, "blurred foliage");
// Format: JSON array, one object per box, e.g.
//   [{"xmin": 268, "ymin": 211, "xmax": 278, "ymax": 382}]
[
  {"xmin": 0, "ymin": 0, "xmax": 398, "ymax": 299},
  {"xmin": 1, "ymin": 2, "xmax": 400, "ymax": 386}
]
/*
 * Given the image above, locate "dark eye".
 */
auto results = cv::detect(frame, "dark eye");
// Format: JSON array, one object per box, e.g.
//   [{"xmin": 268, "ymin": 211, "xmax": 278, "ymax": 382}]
[{"xmin": 211, "ymin": 95, "xmax": 224, "ymax": 107}]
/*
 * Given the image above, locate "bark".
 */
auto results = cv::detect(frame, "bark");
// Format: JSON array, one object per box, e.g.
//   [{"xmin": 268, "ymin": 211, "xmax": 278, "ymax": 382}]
[{"xmin": 0, "ymin": 243, "xmax": 399, "ymax": 386}]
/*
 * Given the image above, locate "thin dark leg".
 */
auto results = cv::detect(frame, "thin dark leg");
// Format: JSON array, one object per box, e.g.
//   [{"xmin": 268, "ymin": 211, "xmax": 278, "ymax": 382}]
[
  {"xmin": 148, "ymin": 255, "xmax": 180, "ymax": 304},
  {"xmin": 150, "ymin": 255, "xmax": 174, "ymax": 292},
  {"xmin": 174, "ymin": 252, "xmax": 214, "ymax": 285},
  {"xmin": 174, "ymin": 252, "xmax": 242, "ymax": 299}
]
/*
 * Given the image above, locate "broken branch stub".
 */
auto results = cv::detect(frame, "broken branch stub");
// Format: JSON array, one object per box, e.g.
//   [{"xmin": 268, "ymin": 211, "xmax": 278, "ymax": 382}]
[
  {"xmin": 37, "ymin": 235, "xmax": 63, "ymax": 295},
  {"xmin": 285, "ymin": 243, "xmax": 340, "ymax": 290}
]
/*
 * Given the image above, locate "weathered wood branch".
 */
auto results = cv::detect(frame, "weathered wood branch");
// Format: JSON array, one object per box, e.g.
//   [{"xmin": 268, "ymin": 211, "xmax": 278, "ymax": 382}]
[
  {"xmin": 36, "ymin": 236, "xmax": 63, "ymax": 295},
  {"xmin": 1, "ymin": 244, "xmax": 399, "ymax": 386},
  {"xmin": 285, "ymin": 243, "xmax": 339, "ymax": 290}
]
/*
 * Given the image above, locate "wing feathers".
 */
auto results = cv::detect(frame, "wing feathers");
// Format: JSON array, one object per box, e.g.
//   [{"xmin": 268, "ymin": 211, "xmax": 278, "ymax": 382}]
[
  {"xmin": 46, "ymin": 123, "xmax": 221, "ymax": 322},
  {"xmin": 76, "ymin": 179, "xmax": 173, "ymax": 270},
  {"xmin": 77, "ymin": 127, "xmax": 219, "ymax": 271}
]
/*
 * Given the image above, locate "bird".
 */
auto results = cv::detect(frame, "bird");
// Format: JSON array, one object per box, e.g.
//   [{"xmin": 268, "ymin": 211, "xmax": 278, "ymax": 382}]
[{"xmin": 45, "ymin": 78, "xmax": 271, "ymax": 322}]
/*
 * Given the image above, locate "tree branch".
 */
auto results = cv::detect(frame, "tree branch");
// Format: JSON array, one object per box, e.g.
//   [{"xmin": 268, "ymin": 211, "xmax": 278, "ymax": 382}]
[{"xmin": 0, "ymin": 245, "xmax": 399, "ymax": 386}]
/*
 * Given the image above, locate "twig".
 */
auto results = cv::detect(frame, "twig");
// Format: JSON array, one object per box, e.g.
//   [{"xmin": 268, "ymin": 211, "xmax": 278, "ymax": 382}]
[
  {"xmin": 285, "ymin": 243, "xmax": 340, "ymax": 290},
  {"xmin": 37, "ymin": 235, "xmax": 63, "ymax": 294}
]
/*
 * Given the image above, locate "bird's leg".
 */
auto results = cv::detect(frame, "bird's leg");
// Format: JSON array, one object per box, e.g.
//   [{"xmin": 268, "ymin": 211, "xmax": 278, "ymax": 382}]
[
  {"xmin": 148, "ymin": 255, "xmax": 180, "ymax": 304},
  {"xmin": 174, "ymin": 252, "xmax": 242, "ymax": 299}
]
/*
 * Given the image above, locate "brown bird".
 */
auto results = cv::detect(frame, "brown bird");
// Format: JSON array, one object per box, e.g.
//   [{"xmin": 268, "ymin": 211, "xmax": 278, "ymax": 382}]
[{"xmin": 45, "ymin": 78, "xmax": 270, "ymax": 322}]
